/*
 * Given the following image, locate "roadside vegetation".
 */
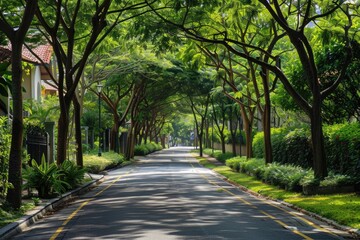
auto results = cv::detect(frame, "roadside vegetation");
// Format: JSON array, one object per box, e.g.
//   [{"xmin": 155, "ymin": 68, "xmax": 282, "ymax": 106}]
[
  {"xmin": 0, "ymin": 151, "xmax": 127, "ymax": 228},
  {"xmin": 196, "ymin": 156, "xmax": 360, "ymax": 230},
  {"xmin": 134, "ymin": 142, "xmax": 163, "ymax": 156},
  {"xmin": 0, "ymin": 0, "xmax": 360, "ymax": 236}
]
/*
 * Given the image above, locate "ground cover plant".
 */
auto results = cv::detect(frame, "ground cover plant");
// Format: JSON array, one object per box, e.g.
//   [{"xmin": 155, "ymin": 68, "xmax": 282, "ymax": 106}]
[
  {"xmin": 196, "ymin": 156, "xmax": 360, "ymax": 229},
  {"xmin": 0, "ymin": 202, "xmax": 35, "ymax": 228}
]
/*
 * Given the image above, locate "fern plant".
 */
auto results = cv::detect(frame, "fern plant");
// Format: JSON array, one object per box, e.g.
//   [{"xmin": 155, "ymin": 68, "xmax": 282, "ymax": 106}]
[{"xmin": 23, "ymin": 157, "xmax": 69, "ymax": 198}]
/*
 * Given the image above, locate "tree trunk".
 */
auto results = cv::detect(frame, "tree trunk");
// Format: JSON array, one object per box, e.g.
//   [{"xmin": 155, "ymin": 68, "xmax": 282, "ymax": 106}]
[
  {"xmin": 199, "ymin": 132, "xmax": 203, "ymax": 157},
  {"xmin": 262, "ymin": 104, "xmax": 272, "ymax": 164},
  {"xmin": 6, "ymin": 44, "xmax": 23, "ymax": 209},
  {"xmin": 261, "ymin": 70, "xmax": 273, "ymax": 164},
  {"xmin": 57, "ymin": 106, "xmax": 70, "ymax": 165},
  {"xmin": 311, "ymin": 100, "xmax": 327, "ymax": 179},
  {"xmin": 125, "ymin": 124, "xmax": 134, "ymax": 160},
  {"xmin": 73, "ymin": 96, "xmax": 83, "ymax": 167},
  {"xmin": 238, "ymin": 104, "xmax": 253, "ymax": 158},
  {"xmin": 221, "ymin": 135, "xmax": 226, "ymax": 154},
  {"xmin": 110, "ymin": 114, "xmax": 120, "ymax": 152},
  {"xmin": 243, "ymin": 118, "xmax": 253, "ymax": 158},
  {"xmin": 229, "ymin": 116, "xmax": 237, "ymax": 156}
]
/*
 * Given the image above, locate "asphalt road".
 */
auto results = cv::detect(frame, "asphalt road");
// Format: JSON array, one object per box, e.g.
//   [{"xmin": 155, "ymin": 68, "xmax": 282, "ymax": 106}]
[{"xmin": 12, "ymin": 147, "xmax": 353, "ymax": 239}]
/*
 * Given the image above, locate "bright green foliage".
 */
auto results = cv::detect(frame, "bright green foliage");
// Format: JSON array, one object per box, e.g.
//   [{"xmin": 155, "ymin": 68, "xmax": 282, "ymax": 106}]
[
  {"xmin": 23, "ymin": 157, "xmax": 70, "ymax": 198},
  {"xmin": 83, "ymin": 152, "xmax": 125, "ymax": 174},
  {"xmin": 59, "ymin": 160, "xmax": 87, "ymax": 191},
  {"xmin": 134, "ymin": 142, "xmax": 162, "ymax": 156},
  {"xmin": 253, "ymin": 124, "xmax": 360, "ymax": 178},
  {"xmin": 274, "ymin": 43, "xmax": 360, "ymax": 124},
  {"xmin": 0, "ymin": 117, "xmax": 11, "ymax": 198}
]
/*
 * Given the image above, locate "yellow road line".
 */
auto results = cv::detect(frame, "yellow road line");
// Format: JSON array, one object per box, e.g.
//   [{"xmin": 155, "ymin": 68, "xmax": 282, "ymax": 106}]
[
  {"xmin": 266, "ymin": 202, "xmax": 337, "ymax": 236},
  {"xmin": 189, "ymin": 162, "xmax": 314, "ymax": 240},
  {"xmin": 49, "ymin": 169, "xmax": 133, "ymax": 240},
  {"xmin": 260, "ymin": 210, "xmax": 313, "ymax": 240}
]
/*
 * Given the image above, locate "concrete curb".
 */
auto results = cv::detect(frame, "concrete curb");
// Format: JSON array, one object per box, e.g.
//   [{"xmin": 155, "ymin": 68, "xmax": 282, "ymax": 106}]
[
  {"xmin": 196, "ymin": 154, "xmax": 360, "ymax": 239},
  {"xmin": 0, "ymin": 174, "xmax": 104, "ymax": 240}
]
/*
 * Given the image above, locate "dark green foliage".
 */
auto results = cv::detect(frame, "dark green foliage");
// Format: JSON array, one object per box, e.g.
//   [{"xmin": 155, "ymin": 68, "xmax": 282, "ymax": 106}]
[
  {"xmin": 23, "ymin": 157, "xmax": 70, "ymax": 198},
  {"xmin": 0, "ymin": 117, "xmax": 11, "ymax": 198},
  {"xmin": 134, "ymin": 142, "xmax": 162, "ymax": 156},
  {"xmin": 59, "ymin": 160, "xmax": 87, "ymax": 190},
  {"xmin": 273, "ymin": 43, "xmax": 360, "ymax": 123},
  {"xmin": 253, "ymin": 123, "xmax": 360, "ymax": 179},
  {"xmin": 324, "ymin": 123, "xmax": 360, "ymax": 179}
]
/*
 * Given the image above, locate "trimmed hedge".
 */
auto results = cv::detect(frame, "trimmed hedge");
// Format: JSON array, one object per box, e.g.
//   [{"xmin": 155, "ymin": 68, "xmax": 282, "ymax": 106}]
[
  {"xmin": 252, "ymin": 123, "xmax": 360, "ymax": 178},
  {"xmin": 134, "ymin": 142, "xmax": 162, "ymax": 156}
]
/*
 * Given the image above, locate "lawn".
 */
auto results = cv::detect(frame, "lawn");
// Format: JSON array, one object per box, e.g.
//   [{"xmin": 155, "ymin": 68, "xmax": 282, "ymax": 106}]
[{"xmin": 196, "ymin": 156, "xmax": 360, "ymax": 230}]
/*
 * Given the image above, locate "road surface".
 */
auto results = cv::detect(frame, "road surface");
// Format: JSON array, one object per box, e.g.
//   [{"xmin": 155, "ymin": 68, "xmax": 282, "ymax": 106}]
[{"xmin": 12, "ymin": 147, "xmax": 353, "ymax": 239}]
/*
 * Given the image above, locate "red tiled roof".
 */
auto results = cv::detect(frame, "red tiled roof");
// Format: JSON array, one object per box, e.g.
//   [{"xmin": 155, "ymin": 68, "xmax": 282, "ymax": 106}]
[
  {"xmin": 1, "ymin": 44, "xmax": 53, "ymax": 64},
  {"xmin": 0, "ymin": 46, "xmax": 11, "ymax": 62},
  {"xmin": 23, "ymin": 45, "xmax": 53, "ymax": 64}
]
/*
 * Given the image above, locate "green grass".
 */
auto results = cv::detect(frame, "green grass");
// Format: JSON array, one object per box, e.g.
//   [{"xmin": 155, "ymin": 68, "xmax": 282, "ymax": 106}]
[
  {"xmin": 196, "ymin": 156, "xmax": 360, "ymax": 229},
  {"xmin": 0, "ymin": 201, "xmax": 35, "ymax": 228}
]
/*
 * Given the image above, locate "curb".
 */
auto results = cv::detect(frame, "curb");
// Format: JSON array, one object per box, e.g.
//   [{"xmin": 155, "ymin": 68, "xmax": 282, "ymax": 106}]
[
  {"xmin": 197, "ymin": 155, "xmax": 360, "ymax": 239},
  {"xmin": 0, "ymin": 174, "xmax": 104, "ymax": 240}
]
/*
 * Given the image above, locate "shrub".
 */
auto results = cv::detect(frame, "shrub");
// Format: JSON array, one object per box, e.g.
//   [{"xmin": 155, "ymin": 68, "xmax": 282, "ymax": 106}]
[
  {"xmin": 59, "ymin": 160, "xmax": 87, "ymax": 190},
  {"xmin": 134, "ymin": 145, "xmax": 149, "ymax": 156},
  {"xmin": 226, "ymin": 157, "xmax": 310, "ymax": 192},
  {"xmin": 300, "ymin": 172, "xmax": 355, "ymax": 188},
  {"xmin": 134, "ymin": 142, "xmax": 162, "ymax": 156},
  {"xmin": 262, "ymin": 163, "xmax": 310, "ymax": 191},
  {"xmin": 23, "ymin": 157, "xmax": 69, "ymax": 198}
]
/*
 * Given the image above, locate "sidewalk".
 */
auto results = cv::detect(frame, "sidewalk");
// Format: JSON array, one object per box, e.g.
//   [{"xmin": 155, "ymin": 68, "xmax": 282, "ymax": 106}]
[{"xmin": 0, "ymin": 173, "xmax": 104, "ymax": 240}]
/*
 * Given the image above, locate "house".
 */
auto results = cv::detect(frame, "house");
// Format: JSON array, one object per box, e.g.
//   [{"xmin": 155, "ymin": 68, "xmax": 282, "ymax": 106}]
[{"xmin": 0, "ymin": 44, "xmax": 57, "ymax": 116}]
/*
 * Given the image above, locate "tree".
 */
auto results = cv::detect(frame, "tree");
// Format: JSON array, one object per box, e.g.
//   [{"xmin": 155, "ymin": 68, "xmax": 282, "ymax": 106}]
[
  {"xmin": 35, "ymin": 0, "xmax": 150, "ymax": 165},
  {"xmin": 211, "ymin": 94, "xmax": 229, "ymax": 154},
  {"xmin": 145, "ymin": 0, "xmax": 357, "ymax": 179},
  {"xmin": 0, "ymin": 0, "xmax": 38, "ymax": 209}
]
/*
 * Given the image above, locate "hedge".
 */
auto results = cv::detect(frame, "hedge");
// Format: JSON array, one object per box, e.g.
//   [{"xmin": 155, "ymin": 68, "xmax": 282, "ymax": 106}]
[
  {"xmin": 134, "ymin": 142, "xmax": 162, "ymax": 156},
  {"xmin": 252, "ymin": 123, "xmax": 360, "ymax": 178}
]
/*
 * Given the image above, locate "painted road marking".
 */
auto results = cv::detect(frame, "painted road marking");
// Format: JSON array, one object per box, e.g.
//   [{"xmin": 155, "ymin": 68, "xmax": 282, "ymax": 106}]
[
  {"xmin": 49, "ymin": 169, "xmax": 133, "ymax": 240},
  {"xmin": 189, "ymin": 161, "xmax": 317, "ymax": 240}
]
